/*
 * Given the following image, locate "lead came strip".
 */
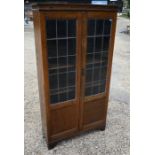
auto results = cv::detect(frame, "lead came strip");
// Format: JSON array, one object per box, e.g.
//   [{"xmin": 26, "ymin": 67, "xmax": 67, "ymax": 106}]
[
  {"xmin": 87, "ymin": 34, "xmax": 110, "ymax": 38},
  {"xmin": 47, "ymin": 36, "xmax": 76, "ymax": 41}
]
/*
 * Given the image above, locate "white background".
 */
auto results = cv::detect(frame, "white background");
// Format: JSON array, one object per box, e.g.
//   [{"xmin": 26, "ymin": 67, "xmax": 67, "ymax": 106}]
[{"xmin": 0, "ymin": 0, "xmax": 155, "ymax": 154}]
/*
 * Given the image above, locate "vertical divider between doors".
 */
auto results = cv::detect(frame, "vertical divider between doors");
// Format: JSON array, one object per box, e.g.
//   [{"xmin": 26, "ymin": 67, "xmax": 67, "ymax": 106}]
[
  {"xmin": 76, "ymin": 13, "xmax": 82, "ymax": 131},
  {"xmin": 79, "ymin": 12, "xmax": 87, "ymax": 130}
]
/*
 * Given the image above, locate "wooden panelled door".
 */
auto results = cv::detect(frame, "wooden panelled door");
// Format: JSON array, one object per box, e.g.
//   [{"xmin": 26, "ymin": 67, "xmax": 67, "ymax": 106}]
[
  {"xmin": 40, "ymin": 12, "xmax": 82, "ymax": 141},
  {"xmin": 80, "ymin": 12, "xmax": 116, "ymax": 130},
  {"xmin": 40, "ymin": 11, "xmax": 116, "ymax": 140}
]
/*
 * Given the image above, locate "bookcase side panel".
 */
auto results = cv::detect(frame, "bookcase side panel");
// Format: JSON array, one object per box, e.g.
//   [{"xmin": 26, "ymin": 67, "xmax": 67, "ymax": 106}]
[{"xmin": 33, "ymin": 11, "xmax": 49, "ymax": 142}]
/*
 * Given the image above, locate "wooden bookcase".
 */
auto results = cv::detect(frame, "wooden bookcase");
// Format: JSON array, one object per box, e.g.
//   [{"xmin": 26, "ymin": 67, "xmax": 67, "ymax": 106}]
[{"xmin": 32, "ymin": 3, "xmax": 117, "ymax": 149}]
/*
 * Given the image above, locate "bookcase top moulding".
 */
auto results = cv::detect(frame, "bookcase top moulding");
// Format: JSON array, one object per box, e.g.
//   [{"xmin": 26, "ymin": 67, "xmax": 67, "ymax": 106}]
[{"xmin": 32, "ymin": 2, "xmax": 118, "ymax": 12}]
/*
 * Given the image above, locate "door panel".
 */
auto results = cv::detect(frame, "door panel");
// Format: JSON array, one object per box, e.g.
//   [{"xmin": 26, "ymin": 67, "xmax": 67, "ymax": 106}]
[
  {"xmin": 81, "ymin": 12, "xmax": 115, "ymax": 129},
  {"xmin": 85, "ymin": 19, "xmax": 112, "ymax": 97},
  {"xmin": 83, "ymin": 98, "xmax": 107, "ymax": 125},
  {"xmin": 42, "ymin": 12, "xmax": 81, "ymax": 138},
  {"xmin": 49, "ymin": 104, "xmax": 77, "ymax": 135}
]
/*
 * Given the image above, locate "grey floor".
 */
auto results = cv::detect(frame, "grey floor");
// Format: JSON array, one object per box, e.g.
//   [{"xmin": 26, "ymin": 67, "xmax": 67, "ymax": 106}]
[{"xmin": 24, "ymin": 17, "xmax": 130, "ymax": 155}]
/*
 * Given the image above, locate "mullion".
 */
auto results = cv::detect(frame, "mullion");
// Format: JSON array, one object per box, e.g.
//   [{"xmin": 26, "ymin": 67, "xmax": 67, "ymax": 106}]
[
  {"xmin": 57, "ymin": 20, "xmax": 68, "ymax": 102},
  {"xmin": 91, "ymin": 20, "xmax": 97, "ymax": 95},
  {"xmin": 86, "ymin": 79, "xmax": 103, "ymax": 86},
  {"xmin": 51, "ymin": 85, "xmax": 75, "ymax": 91},
  {"xmin": 87, "ymin": 61, "xmax": 102, "ymax": 65},
  {"xmin": 49, "ymin": 71, "xmax": 75, "ymax": 76},
  {"xmin": 47, "ymin": 36, "xmax": 76, "ymax": 41},
  {"xmin": 66, "ymin": 20, "xmax": 69, "ymax": 100},
  {"xmin": 51, "ymin": 86, "xmax": 75, "ymax": 95},
  {"xmin": 56, "ymin": 19, "xmax": 60, "ymax": 102},
  {"xmin": 98, "ymin": 20, "xmax": 105, "ymax": 93},
  {"xmin": 87, "ymin": 51, "xmax": 107, "ymax": 54},
  {"xmin": 87, "ymin": 34, "xmax": 110, "ymax": 38},
  {"xmin": 48, "ymin": 64, "xmax": 70, "ymax": 70},
  {"xmin": 48, "ymin": 54, "xmax": 75, "ymax": 59}
]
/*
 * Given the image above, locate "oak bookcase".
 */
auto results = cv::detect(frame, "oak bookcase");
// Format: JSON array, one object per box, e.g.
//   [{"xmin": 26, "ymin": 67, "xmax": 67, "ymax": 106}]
[{"xmin": 32, "ymin": 2, "xmax": 117, "ymax": 149}]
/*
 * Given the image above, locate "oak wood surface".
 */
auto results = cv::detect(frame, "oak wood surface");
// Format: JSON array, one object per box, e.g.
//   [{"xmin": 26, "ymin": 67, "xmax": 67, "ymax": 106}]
[
  {"xmin": 32, "ymin": 3, "xmax": 117, "ymax": 149},
  {"xmin": 32, "ymin": 2, "xmax": 118, "ymax": 12}
]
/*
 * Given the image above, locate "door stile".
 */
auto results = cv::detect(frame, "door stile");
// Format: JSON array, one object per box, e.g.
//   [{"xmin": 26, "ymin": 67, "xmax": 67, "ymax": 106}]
[
  {"xmin": 103, "ymin": 14, "xmax": 117, "ymax": 123},
  {"xmin": 76, "ymin": 12, "xmax": 83, "ymax": 131},
  {"xmin": 79, "ymin": 12, "xmax": 88, "ymax": 130}
]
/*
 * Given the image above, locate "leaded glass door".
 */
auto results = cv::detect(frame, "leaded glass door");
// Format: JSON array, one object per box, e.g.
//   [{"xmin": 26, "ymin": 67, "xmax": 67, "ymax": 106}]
[
  {"xmin": 81, "ymin": 12, "xmax": 114, "ymax": 129},
  {"xmin": 43, "ymin": 12, "xmax": 81, "ymax": 137}
]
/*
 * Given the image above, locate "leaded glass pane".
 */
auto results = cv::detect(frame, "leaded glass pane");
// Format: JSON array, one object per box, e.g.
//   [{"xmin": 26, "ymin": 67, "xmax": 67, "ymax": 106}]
[
  {"xmin": 46, "ymin": 19, "xmax": 76, "ymax": 104},
  {"xmin": 85, "ymin": 19, "xmax": 112, "ymax": 96}
]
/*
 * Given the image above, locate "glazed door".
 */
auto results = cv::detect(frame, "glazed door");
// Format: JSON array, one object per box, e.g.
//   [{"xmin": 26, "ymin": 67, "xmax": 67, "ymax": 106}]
[
  {"xmin": 41, "ymin": 12, "xmax": 82, "ymax": 139},
  {"xmin": 81, "ymin": 12, "xmax": 116, "ymax": 130}
]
